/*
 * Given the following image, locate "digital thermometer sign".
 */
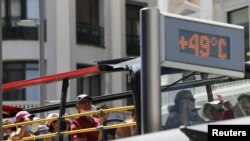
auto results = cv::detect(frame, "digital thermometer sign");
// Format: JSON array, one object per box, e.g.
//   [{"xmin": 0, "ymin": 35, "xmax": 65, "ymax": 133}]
[
  {"xmin": 179, "ymin": 30, "xmax": 230, "ymax": 60},
  {"xmin": 160, "ymin": 13, "xmax": 245, "ymax": 78}
]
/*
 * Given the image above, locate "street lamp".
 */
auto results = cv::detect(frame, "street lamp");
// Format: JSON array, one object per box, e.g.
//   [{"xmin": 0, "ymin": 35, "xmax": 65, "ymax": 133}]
[{"xmin": 16, "ymin": 0, "xmax": 45, "ymax": 117}]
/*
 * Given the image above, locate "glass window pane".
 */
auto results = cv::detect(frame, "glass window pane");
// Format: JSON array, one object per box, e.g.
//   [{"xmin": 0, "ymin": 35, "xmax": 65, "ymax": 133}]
[
  {"xmin": 11, "ymin": 0, "xmax": 21, "ymax": 17},
  {"xmin": 76, "ymin": 0, "xmax": 90, "ymax": 23},
  {"xmin": 1, "ymin": 0, "xmax": 5, "ymax": 18},
  {"xmin": 26, "ymin": 0, "xmax": 39, "ymax": 19},
  {"xmin": 228, "ymin": 7, "xmax": 249, "ymax": 61},
  {"xmin": 77, "ymin": 64, "xmax": 101, "ymax": 97},
  {"xmin": 5, "ymin": 63, "xmax": 22, "ymax": 70},
  {"xmin": 26, "ymin": 63, "xmax": 39, "ymax": 69},
  {"xmin": 3, "ymin": 62, "xmax": 39, "ymax": 101},
  {"xmin": 26, "ymin": 70, "xmax": 39, "ymax": 101}
]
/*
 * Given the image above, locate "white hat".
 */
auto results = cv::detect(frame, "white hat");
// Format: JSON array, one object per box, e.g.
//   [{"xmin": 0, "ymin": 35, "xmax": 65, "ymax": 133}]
[{"xmin": 46, "ymin": 113, "xmax": 59, "ymax": 127}]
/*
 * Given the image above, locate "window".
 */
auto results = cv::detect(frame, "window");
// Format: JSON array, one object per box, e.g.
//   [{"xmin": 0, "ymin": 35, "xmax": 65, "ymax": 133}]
[
  {"xmin": 76, "ymin": 0, "xmax": 99, "ymax": 25},
  {"xmin": 77, "ymin": 64, "xmax": 101, "ymax": 97},
  {"xmin": 2, "ymin": 0, "xmax": 40, "ymax": 40},
  {"xmin": 228, "ymin": 7, "xmax": 249, "ymax": 61},
  {"xmin": 3, "ymin": 61, "xmax": 39, "ymax": 101},
  {"xmin": 76, "ymin": 0, "xmax": 104, "ymax": 46},
  {"xmin": 126, "ymin": 4, "xmax": 144, "ymax": 56}
]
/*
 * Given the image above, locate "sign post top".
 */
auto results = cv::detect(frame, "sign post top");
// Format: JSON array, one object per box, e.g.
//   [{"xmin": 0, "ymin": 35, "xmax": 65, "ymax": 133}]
[{"xmin": 160, "ymin": 12, "xmax": 245, "ymax": 78}]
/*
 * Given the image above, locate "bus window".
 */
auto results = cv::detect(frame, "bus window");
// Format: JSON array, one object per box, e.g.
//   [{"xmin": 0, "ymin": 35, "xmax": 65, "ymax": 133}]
[{"xmin": 161, "ymin": 72, "xmax": 250, "ymax": 130}]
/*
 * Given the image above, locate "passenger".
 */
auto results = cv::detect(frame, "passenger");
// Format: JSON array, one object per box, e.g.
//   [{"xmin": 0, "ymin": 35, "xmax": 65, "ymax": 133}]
[
  {"xmin": 70, "ymin": 94, "xmax": 100, "ymax": 141},
  {"xmin": 2, "ymin": 119, "xmax": 13, "ymax": 140},
  {"xmin": 95, "ymin": 104, "xmax": 118, "ymax": 140},
  {"xmin": 116, "ymin": 109, "xmax": 138, "ymax": 138},
  {"xmin": 202, "ymin": 100, "xmax": 234, "ymax": 122},
  {"xmin": 9, "ymin": 111, "xmax": 39, "ymax": 140},
  {"xmin": 234, "ymin": 94, "xmax": 250, "ymax": 117},
  {"xmin": 32, "ymin": 117, "xmax": 49, "ymax": 141},
  {"xmin": 45, "ymin": 113, "xmax": 70, "ymax": 141},
  {"xmin": 95, "ymin": 104, "xmax": 110, "ymax": 121},
  {"xmin": 164, "ymin": 90, "xmax": 204, "ymax": 130}
]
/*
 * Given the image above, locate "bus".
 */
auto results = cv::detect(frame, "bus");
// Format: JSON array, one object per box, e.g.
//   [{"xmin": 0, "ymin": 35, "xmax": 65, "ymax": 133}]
[{"xmin": 2, "ymin": 57, "xmax": 250, "ymax": 141}]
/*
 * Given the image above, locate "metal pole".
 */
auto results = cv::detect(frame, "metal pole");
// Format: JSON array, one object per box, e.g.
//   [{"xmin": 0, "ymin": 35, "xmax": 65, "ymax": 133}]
[
  {"xmin": 0, "ymin": 0, "xmax": 3, "ymax": 136},
  {"xmin": 57, "ymin": 79, "xmax": 69, "ymax": 141},
  {"xmin": 200, "ymin": 73, "xmax": 214, "ymax": 102},
  {"xmin": 140, "ymin": 8, "xmax": 161, "ymax": 133},
  {"xmin": 39, "ymin": 0, "xmax": 45, "ymax": 117}
]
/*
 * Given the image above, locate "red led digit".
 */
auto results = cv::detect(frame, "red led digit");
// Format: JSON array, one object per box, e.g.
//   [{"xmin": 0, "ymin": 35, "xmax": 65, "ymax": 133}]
[
  {"xmin": 199, "ymin": 35, "xmax": 210, "ymax": 57},
  {"xmin": 218, "ymin": 38, "xmax": 227, "ymax": 60},
  {"xmin": 189, "ymin": 34, "xmax": 199, "ymax": 56}
]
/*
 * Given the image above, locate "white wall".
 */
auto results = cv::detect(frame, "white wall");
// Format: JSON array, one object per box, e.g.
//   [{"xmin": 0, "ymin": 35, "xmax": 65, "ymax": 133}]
[{"xmin": 3, "ymin": 41, "xmax": 39, "ymax": 60}]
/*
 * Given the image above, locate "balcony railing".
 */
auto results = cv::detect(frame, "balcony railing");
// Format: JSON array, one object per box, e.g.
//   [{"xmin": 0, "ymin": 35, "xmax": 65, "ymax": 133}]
[
  {"xmin": 126, "ymin": 34, "xmax": 140, "ymax": 56},
  {"xmin": 3, "ymin": 26, "xmax": 38, "ymax": 40},
  {"xmin": 3, "ymin": 101, "xmax": 40, "ymax": 109},
  {"xmin": 76, "ymin": 22, "xmax": 104, "ymax": 47},
  {"xmin": 2, "ymin": 17, "xmax": 46, "ymax": 40}
]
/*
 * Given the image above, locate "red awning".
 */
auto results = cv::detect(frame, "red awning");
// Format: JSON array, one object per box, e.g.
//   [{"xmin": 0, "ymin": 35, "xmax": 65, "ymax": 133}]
[{"xmin": 3, "ymin": 105, "xmax": 23, "ymax": 117}]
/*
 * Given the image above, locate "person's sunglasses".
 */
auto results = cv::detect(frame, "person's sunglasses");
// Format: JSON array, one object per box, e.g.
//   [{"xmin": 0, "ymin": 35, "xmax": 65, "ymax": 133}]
[{"xmin": 182, "ymin": 97, "xmax": 195, "ymax": 102}]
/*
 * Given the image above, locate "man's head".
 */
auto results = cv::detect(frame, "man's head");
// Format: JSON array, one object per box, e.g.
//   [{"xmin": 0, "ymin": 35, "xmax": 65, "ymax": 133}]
[{"xmin": 76, "ymin": 94, "xmax": 93, "ymax": 113}]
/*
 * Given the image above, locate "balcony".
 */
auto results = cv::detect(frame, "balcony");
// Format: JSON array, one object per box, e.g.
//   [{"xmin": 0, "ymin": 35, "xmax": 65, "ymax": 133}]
[
  {"xmin": 76, "ymin": 22, "xmax": 104, "ymax": 47},
  {"xmin": 2, "ymin": 17, "xmax": 47, "ymax": 40},
  {"xmin": 2, "ymin": 17, "xmax": 38, "ymax": 40},
  {"xmin": 3, "ymin": 26, "xmax": 38, "ymax": 40},
  {"xmin": 126, "ymin": 34, "xmax": 140, "ymax": 56},
  {"xmin": 3, "ymin": 101, "xmax": 40, "ymax": 109}
]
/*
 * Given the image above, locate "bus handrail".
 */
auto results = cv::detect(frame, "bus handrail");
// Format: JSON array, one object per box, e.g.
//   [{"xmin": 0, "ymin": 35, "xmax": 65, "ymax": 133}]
[
  {"xmin": 3, "ymin": 66, "xmax": 100, "ymax": 92},
  {"xmin": 21, "ymin": 122, "xmax": 137, "ymax": 141},
  {"xmin": 3, "ymin": 105, "xmax": 134, "ymax": 129}
]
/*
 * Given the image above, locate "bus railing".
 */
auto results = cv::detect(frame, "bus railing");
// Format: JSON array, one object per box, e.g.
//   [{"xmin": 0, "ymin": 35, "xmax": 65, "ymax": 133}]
[{"xmin": 3, "ymin": 105, "xmax": 135, "ymax": 141}]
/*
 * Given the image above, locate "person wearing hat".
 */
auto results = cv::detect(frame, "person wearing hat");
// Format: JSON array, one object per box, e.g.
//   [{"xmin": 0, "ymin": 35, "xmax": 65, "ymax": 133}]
[
  {"xmin": 9, "ymin": 111, "xmax": 38, "ymax": 140},
  {"xmin": 2, "ymin": 119, "xmax": 13, "ymax": 140},
  {"xmin": 164, "ymin": 90, "xmax": 204, "ymax": 130},
  {"xmin": 45, "ymin": 113, "xmax": 70, "ymax": 141},
  {"xmin": 70, "ymin": 94, "xmax": 100, "ymax": 141},
  {"xmin": 202, "ymin": 100, "xmax": 234, "ymax": 121}
]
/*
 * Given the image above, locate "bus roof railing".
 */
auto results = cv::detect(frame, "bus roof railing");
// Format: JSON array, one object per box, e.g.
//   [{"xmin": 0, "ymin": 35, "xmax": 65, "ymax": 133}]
[{"xmin": 3, "ymin": 66, "xmax": 100, "ymax": 92}]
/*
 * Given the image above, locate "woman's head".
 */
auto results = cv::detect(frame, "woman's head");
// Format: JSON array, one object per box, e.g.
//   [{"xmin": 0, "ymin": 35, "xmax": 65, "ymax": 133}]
[{"xmin": 46, "ymin": 113, "xmax": 59, "ymax": 132}]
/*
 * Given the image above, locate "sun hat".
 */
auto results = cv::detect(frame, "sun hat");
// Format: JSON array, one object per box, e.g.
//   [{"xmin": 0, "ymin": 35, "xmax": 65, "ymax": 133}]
[
  {"xmin": 15, "ymin": 111, "xmax": 35, "ymax": 122},
  {"xmin": 46, "ymin": 113, "xmax": 59, "ymax": 127}
]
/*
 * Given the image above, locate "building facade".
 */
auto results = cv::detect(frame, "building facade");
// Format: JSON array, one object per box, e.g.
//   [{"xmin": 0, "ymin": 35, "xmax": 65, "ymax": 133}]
[
  {"xmin": 2, "ymin": 0, "xmax": 157, "ymax": 110},
  {"xmin": 2, "ymin": 0, "xmax": 250, "ymax": 113}
]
